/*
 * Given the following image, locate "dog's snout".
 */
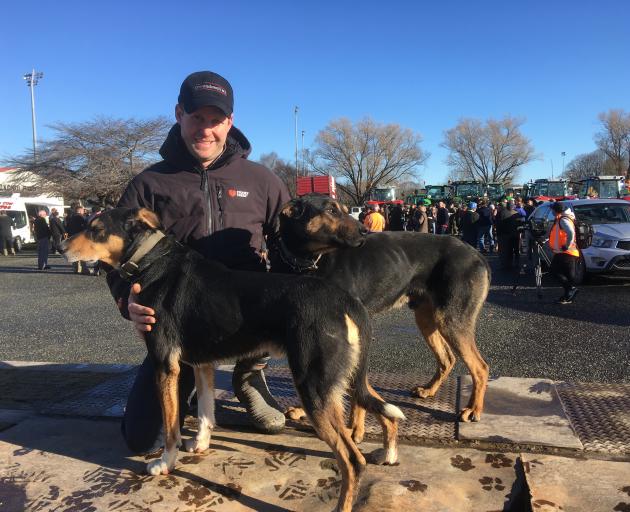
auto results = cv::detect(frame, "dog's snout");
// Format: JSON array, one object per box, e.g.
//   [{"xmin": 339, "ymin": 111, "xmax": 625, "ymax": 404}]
[{"xmin": 359, "ymin": 224, "xmax": 369, "ymax": 236}]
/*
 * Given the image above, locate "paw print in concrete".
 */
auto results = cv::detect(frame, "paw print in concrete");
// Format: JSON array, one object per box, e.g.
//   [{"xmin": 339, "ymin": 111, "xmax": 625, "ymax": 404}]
[
  {"xmin": 614, "ymin": 503, "xmax": 630, "ymax": 512},
  {"xmin": 523, "ymin": 458, "xmax": 544, "ymax": 474},
  {"xmin": 485, "ymin": 453, "xmax": 513, "ymax": 468},
  {"xmin": 400, "ymin": 480, "xmax": 428, "ymax": 493},
  {"xmin": 621, "ymin": 486, "xmax": 630, "ymax": 497},
  {"xmin": 450, "ymin": 455, "xmax": 475, "ymax": 471},
  {"xmin": 533, "ymin": 499, "xmax": 564, "ymax": 510},
  {"xmin": 479, "ymin": 476, "xmax": 505, "ymax": 492}
]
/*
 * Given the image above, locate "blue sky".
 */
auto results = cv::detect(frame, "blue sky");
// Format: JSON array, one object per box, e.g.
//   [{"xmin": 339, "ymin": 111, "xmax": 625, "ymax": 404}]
[{"xmin": 2, "ymin": 0, "xmax": 629, "ymax": 185}]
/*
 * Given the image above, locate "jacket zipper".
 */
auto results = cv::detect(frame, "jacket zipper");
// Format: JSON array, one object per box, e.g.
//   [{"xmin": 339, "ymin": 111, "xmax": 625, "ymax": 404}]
[
  {"xmin": 199, "ymin": 168, "xmax": 212, "ymax": 235},
  {"xmin": 216, "ymin": 185, "xmax": 224, "ymax": 230}
]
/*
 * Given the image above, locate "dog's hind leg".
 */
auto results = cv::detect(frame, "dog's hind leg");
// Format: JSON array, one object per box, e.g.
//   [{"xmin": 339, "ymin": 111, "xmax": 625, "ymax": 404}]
[
  {"xmin": 185, "ymin": 364, "xmax": 215, "ymax": 453},
  {"xmin": 411, "ymin": 302, "xmax": 456, "ymax": 399},
  {"xmin": 440, "ymin": 323, "xmax": 489, "ymax": 422},
  {"xmin": 147, "ymin": 357, "xmax": 182, "ymax": 475},
  {"xmin": 308, "ymin": 399, "xmax": 366, "ymax": 512}
]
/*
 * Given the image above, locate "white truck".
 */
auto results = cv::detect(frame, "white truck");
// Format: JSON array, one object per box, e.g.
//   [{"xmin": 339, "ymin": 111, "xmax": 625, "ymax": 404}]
[{"xmin": 0, "ymin": 193, "xmax": 67, "ymax": 251}]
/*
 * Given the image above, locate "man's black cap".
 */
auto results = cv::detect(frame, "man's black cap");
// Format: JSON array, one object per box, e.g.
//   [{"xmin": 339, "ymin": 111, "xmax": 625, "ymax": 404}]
[{"xmin": 178, "ymin": 71, "xmax": 233, "ymax": 116}]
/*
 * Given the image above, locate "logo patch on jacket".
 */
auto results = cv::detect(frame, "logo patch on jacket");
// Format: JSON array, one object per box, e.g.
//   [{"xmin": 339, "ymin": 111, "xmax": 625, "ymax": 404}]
[{"xmin": 227, "ymin": 189, "xmax": 249, "ymax": 198}]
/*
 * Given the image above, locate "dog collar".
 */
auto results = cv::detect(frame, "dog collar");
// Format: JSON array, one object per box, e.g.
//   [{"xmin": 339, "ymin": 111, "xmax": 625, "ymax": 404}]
[
  {"xmin": 276, "ymin": 238, "xmax": 322, "ymax": 273},
  {"xmin": 119, "ymin": 231, "xmax": 166, "ymax": 280}
]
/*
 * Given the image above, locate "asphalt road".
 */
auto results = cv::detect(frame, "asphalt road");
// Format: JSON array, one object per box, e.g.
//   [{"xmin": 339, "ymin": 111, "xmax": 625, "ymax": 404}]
[{"xmin": 1, "ymin": 249, "xmax": 628, "ymax": 383}]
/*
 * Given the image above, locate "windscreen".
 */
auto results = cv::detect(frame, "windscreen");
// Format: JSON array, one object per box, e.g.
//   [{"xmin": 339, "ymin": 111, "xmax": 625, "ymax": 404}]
[{"xmin": 573, "ymin": 203, "xmax": 630, "ymax": 224}]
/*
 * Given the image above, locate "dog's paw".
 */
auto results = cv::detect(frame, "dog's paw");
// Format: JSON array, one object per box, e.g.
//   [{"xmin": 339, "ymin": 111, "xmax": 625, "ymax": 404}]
[
  {"xmin": 184, "ymin": 437, "xmax": 210, "ymax": 454},
  {"xmin": 147, "ymin": 458, "xmax": 171, "ymax": 475},
  {"xmin": 366, "ymin": 447, "xmax": 399, "ymax": 466},
  {"xmin": 285, "ymin": 407, "xmax": 307, "ymax": 421},
  {"xmin": 351, "ymin": 427, "xmax": 365, "ymax": 444},
  {"xmin": 411, "ymin": 386, "xmax": 435, "ymax": 399},
  {"xmin": 459, "ymin": 408, "xmax": 481, "ymax": 422}
]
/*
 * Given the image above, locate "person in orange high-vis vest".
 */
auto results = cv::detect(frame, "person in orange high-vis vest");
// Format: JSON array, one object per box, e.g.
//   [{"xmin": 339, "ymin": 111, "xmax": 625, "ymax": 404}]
[
  {"xmin": 548, "ymin": 201, "xmax": 580, "ymax": 304},
  {"xmin": 364, "ymin": 204, "xmax": 386, "ymax": 232}
]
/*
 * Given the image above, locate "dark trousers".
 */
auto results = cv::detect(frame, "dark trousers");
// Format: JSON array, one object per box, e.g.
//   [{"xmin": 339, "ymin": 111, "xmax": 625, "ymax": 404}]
[
  {"xmin": 51, "ymin": 235, "xmax": 63, "ymax": 254},
  {"xmin": 37, "ymin": 237, "xmax": 49, "ymax": 269},
  {"xmin": 550, "ymin": 253, "xmax": 578, "ymax": 293},
  {"xmin": 498, "ymin": 234, "xmax": 520, "ymax": 269}
]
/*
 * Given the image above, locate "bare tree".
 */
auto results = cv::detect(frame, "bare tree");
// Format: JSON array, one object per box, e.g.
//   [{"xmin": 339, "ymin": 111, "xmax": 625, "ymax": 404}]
[
  {"xmin": 309, "ymin": 117, "xmax": 428, "ymax": 206},
  {"xmin": 442, "ymin": 116, "xmax": 537, "ymax": 184},
  {"xmin": 594, "ymin": 109, "xmax": 630, "ymax": 177},
  {"xmin": 5, "ymin": 117, "xmax": 171, "ymax": 205},
  {"xmin": 562, "ymin": 149, "xmax": 615, "ymax": 182},
  {"xmin": 258, "ymin": 152, "xmax": 297, "ymax": 197}
]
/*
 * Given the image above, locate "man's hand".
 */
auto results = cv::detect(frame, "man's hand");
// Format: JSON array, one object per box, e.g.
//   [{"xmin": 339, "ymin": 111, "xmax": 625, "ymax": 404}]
[{"xmin": 126, "ymin": 283, "xmax": 156, "ymax": 338}]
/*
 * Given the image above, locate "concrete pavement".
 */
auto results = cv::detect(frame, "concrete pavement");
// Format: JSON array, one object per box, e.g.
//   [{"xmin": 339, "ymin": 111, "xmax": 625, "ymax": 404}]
[{"xmin": 0, "ymin": 362, "xmax": 629, "ymax": 511}]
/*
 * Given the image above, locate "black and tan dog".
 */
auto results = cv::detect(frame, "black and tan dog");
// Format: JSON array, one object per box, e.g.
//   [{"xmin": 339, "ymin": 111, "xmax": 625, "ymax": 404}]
[
  {"xmin": 61, "ymin": 206, "xmax": 404, "ymax": 512},
  {"xmin": 273, "ymin": 194, "xmax": 491, "ymax": 428}
]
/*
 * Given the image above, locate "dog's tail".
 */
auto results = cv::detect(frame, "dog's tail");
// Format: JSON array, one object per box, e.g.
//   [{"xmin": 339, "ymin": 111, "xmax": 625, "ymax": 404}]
[{"xmin": 353, "ymin": 372, "xmax": 406, "ymax": 421}]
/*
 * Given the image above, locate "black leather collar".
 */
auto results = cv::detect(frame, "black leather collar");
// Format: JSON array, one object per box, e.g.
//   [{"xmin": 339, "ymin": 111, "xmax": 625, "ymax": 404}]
[{"xmin": 275, "ymin": 237, "xmax": 322, "ymax": 273}]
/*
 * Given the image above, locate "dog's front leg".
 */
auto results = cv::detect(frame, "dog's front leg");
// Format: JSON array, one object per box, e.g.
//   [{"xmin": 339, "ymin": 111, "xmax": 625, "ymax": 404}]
[
  {"xmin": 147, "ymin": 362, "xmax": 182, "ymax": 475},
  {"xmin": 185, "ymin": 364, "xmax": 215, "ymax": 453}
]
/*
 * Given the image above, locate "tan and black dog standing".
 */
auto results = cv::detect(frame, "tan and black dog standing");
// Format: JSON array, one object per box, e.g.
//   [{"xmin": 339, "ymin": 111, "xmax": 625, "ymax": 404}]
[
  {"xmin": 274, "ymin": 194, "xmax": 491, "ymax": 427},
  {"xmin": 61, "ymin": 206, "xmax": 404, "ymax": 512}
]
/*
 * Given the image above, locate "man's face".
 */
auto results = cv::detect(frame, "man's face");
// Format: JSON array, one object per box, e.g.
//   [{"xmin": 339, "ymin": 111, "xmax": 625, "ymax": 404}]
[{"xmin": 176, "ymin": 104, "xmax": 233, "ymax": 167}]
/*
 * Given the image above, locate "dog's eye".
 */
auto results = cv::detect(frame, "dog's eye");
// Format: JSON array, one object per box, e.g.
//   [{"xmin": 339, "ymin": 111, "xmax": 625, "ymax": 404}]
[{"xmin": 326, "ymin": 207, "xmax": 338, "ymax": 215}]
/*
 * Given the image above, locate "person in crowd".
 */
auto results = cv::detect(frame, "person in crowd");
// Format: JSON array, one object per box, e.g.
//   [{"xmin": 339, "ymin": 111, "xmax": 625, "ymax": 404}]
[
  {"xmin": 427, "ymin": 203, "xmax": 437, "ymax": 234},
  {"xmin": 49, "ymin": 208, "xmax": 66, "ymax": 255},
  {"xmin": 461, "ymin": 202, "xmax": 479, "ymax": 246},
  {"xmin": 435, "ymin": 200, "xmax": 450, "ymax": 234},
  {"xmin": 388, "ymin": 203, "xmax": 405, "ymax": 231},
  {"xmin": 105, "ymin": 70, "xmax": 291, "ymax": 454},
  {"xmin": 33, "ymin": 210, "xmax": 51, "ymax": 271},
  {"xmin": 65, "ymin": 205, "xmax": 88, "ymax": 274},
  {"xmin": 358, "ymin": 206, "xmax": 367, "ymax": 224},
  {"xmin": 548, "ymin": 201, "xmax": 580, "ymax": 304},
  {"xmin": 415, "ymin": 203, "xmax": 429, "ymax": 233},
  {"xmin": 524, "ymin": 198, "xmax": 536, "ymax": 219},
  {"xmin": 0, "ymin": 210, "xmax": 15, "ymax": 256},
  {"xmin": 477, "ymin": 200, "xmax": 495, "ymax": 252},
  {"xmin": 495, "ymin": 201, "xmax": 521, "ymax": 270},
  {"xmin": 363, "ymin": 203, "xmax": 386, "ymax": 232}
]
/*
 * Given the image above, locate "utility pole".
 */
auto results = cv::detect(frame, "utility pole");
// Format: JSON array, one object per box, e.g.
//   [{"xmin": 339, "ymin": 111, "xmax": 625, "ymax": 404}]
[
  {"xmin": 561, "ymin": 151, "xmax": 566, "ymax": 176},
  {"xmin": 23, "ymin": 69, "xmax": 44, "ymax": 162},
  {"xmin": 301, "ymin": 130, "xmax": 305, "ymax": 176},
  {"xmin": 294, "ymin": 106, "xmax": 299, "ymax": 178}
]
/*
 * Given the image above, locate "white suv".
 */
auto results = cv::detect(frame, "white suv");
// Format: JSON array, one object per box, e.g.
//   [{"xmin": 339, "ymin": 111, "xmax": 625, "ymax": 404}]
[{"xmin": 528, "ymin": 199, "xmax": 630, "ymax": 281}]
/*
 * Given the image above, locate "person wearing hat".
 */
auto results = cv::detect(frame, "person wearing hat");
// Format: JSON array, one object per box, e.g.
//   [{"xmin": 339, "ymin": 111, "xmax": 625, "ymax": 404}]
[
  {"xmin": 107, "ymin": 71, "xmax": 291, "ymax": 453},
  {"xmin": 548, "ymin": 201, "xmax": 580, "ymax": 304}
]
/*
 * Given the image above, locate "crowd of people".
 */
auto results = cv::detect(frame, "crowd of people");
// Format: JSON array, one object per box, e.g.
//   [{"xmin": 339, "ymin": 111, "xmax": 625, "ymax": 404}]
[
  {"xmin": 359, "ymin": 197, "xmax": 537, "ymax": 270},
  {"xmin": 7, "ymin": 204, "xmax": 106, "ymax": 273}
]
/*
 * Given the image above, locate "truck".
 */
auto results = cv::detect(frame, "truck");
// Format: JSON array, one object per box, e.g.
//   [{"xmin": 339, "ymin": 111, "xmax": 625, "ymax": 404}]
[
  {"xmin": 424, "ymin": 185, "xmax": 452, "ymax": 201},
  {"xmin": 0, "ymin": 193, "xmax": 67, "ymax": 251},
  {"xmin": 365, "ymin": 187, "xmax": 404, "ymax": 207},
  {"xmin": 525, "ymin": 178, "xmax": 576, "ymax": 202},
  {"xmin": 451, "ymin": 181, "xmax": 485, "ymax": 202},
  {"xmin": 296, "ymin": 175, "xmax": 337, "ymax": 198},
  {"xmin": 578, "ymin": 175, "xmax": 630, "ymax": 201}
]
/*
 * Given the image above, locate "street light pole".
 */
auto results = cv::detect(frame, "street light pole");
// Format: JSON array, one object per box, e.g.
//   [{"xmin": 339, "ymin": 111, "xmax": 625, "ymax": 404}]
[
  {"xmin": 294, "ymin": 106, "xmax": 299, "ymax": 178},
  {"xmin": 561, "ymin": 151, "xmax": 566, "ymax": 176},
  {"xmin": 23, "ymin": 69, "xmax": 44, "ymax": 162},
  {"xmin": 301, "ymin": 130, "xmax": 305, "ymax": 176}
]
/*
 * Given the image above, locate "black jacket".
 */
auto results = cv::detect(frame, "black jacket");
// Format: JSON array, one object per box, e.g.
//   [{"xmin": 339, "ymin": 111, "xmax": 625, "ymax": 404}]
[
  {"xmin": 49, "ymin": 215, "xmax": 65, "ymax": 239},
  {"xmin": 65, "ymin": 214, "xmax": 87, "ymax": 236},
  {"xmin": 0, "ymin": 214, "xmax": 13, "ymax": 238},
  {"xmin": 33, "ymin": 217, "xmax": 51, "ymax": 240},
  {"xmin": 108, "ymin": 124, "xmax": 290, "ymax": 307}
]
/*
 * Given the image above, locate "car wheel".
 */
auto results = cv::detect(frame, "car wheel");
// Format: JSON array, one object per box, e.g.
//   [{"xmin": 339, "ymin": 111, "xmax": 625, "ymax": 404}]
[{"xmin": 13, "ymin": 237, "xmax": 22, "ymax": 253}]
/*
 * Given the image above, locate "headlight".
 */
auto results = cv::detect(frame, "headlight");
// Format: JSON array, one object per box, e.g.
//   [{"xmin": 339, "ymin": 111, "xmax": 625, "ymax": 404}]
[{"xmin": 591, "ymin": 237, "xmax": 614, "ymax": 248}]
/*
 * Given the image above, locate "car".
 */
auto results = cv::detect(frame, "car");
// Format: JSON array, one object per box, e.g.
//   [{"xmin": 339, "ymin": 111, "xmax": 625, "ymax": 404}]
[
  {"xmin": 349, "ymin": 206, "xmax": 363, "ymax": 220},
  {"xmin": 528, "ymin": 199, "xmax": 630, "ymax": 282}
]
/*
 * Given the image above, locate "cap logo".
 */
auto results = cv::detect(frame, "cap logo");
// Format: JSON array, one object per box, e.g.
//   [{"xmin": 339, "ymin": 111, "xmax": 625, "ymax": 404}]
[{"xmin": 194, "ymin": 82, "xmax": 227, "ymax": 96}]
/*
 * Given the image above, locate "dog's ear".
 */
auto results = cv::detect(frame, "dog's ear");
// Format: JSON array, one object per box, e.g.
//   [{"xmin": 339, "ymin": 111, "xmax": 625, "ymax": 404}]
[
  {"xmin": 135, "ymin": 208, "xmax": 162, "ymax": 230},
  {"xmin": 281, "ymin": 199, "xmax": 305, "ymax": 219}
]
